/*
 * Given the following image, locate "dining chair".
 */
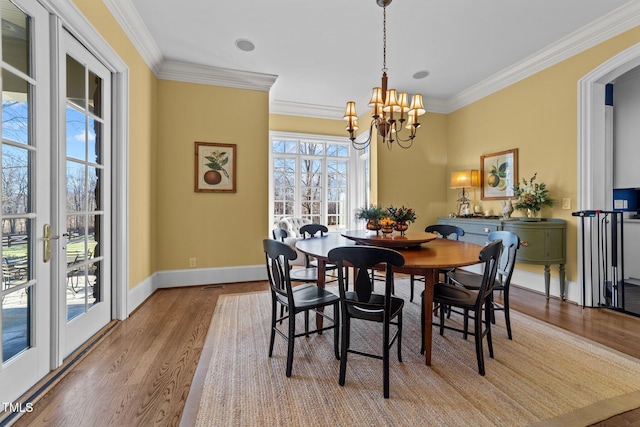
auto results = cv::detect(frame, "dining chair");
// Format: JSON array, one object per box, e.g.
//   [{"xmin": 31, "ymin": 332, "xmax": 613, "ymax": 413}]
[
  {"xmin": 409, "ymin": 224, "xmax": 465, "ymax": 301},
  {"xmin": 271, "ymin": 227, "xmax": 319, "ymax": 283},
  {"xmin": 328, "ymin": 245, "xmax": 405, "ymax": 398},
  {"xmin": 427, "ymin": 239, "xmax": 502, "ymax": 376},
  {"xmin": 263, "ymin": 239, "xmax": 340, "ymax": 377},
  {"xmin": 448, "ymin": 230, "xmax": 520, "ymax": 339},
  {"xmin": 299, "ymin": 223, "xmax": 345, "ymax": 286}
]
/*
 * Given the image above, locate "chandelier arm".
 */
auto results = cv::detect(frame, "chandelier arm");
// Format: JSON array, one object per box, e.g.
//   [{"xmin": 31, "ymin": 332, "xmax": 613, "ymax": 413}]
[{"xmin": 350, "ymin": 119, "xmax": 376, "ymax": 150}]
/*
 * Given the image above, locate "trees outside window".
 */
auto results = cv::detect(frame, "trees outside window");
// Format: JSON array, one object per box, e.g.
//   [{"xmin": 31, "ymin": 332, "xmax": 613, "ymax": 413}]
[{"xmin": 270, "ymin": 132, "xmax": 365, "ymax": 231}]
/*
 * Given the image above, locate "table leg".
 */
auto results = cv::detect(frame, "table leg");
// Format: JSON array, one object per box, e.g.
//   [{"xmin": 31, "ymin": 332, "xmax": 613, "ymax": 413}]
[
  {"xmin": 316, "ymin": 260, "xmax": 326, "ymax": 331},
  {"xmin": 423, "ymin": 268, "xmax": 438, "ymax": 366}
]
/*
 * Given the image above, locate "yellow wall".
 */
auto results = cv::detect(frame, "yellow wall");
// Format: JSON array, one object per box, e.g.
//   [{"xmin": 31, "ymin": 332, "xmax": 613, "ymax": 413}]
[
  {"xmin": 377, "ymin": 113, "xmax": 449, "ymax": 229},
  {"xmin": 443, "ymin": 26, "xmax": 640, "ymax": 283},
  {"xmin": 156, "ymin": 81, "xmax": 269, "ymax": 269},
  {"xmin": 73, "ymin": 0, "xmax": 158, "ymax": 288}
]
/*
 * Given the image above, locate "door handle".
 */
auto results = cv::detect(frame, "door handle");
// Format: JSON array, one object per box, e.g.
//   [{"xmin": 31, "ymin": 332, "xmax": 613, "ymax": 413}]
[
  {"xmin": 43, "ymin": 225, "xmax": 65, "ymax": 263},
  {"xmin": 43, "ymin": 224, "xmax": 51, "ymax": 263}
]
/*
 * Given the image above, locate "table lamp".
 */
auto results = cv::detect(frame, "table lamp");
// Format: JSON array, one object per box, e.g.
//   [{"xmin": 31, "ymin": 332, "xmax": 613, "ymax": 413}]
[{"xmin": 450, "ymin": 170, "xmax": 479, "ymax": 215}]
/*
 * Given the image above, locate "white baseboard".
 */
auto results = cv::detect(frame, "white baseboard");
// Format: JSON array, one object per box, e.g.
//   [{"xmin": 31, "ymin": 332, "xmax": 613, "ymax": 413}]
[
  {"xmin": 454, "ymin": 265, "xmax": 579, "ymax": 304},
  {"xmin": 127, "ymin": 264, "xmax": 579, "ymax": 318},
  {"xmin": 127, "ymin": 265, "xmax": 267, "ymax": 316}
]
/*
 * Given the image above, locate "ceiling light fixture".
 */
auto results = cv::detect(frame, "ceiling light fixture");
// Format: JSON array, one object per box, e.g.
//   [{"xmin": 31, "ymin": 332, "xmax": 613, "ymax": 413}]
[
  {"xmin": 235, "ymin": 38, "xmax": 255, "ymax": 52},
  {"xmin": 344, "ymin": 0, "xmax": 426, "ymax": 150}
]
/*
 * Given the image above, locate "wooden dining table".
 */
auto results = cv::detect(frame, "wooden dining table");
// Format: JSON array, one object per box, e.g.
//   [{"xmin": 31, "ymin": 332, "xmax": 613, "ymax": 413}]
[{"xmin": 295, "ymin": 232, "xmax": 483, "ymax": 366}]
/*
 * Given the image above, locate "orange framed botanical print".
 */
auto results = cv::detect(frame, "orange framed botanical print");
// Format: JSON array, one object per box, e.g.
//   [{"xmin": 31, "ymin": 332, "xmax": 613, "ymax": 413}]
[
  {"xmin": 480, "ymin": 148, "xmax": 518, "ymax": 200},
  {"xmin": 194, "ymin": 142, "xmax": 237, "ymax": 193}
]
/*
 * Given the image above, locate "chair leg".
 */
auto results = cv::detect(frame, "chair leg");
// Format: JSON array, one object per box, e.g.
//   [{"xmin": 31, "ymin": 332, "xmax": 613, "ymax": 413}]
[
  {"xmin": 286, "ymin": 310, "xmax": 296, "ymax": 377},
  {"xmin": 463, "ymin": 308, "xmax": 469, "ymax": 340},
  {"xmin": 397, "ymin": 312, "xmax": 403, "ymax": 363},
  {"xmin": 383, "ymin": 318, "xmax": 390, "ymax": 398},
  {"xmin": 439, "ymin": 302, "xmax": 445, "ymax": 336},
  {"xmin": 304, "ymin": 309, "xmax": 309, "ymax": 337},
  {"xmin": 485, "ymin": 299, "xmax": 494, "ymax": 359},
  {"xmin": 339, "ymin": 317, "xmax": 349, "ymax": 387},
  {"xmin": 410, "ymin": 274, "xmax": 415, "ymax": 302},
  {"xmin": 474, "ymin": 309, "xmax": 485, "ymax": 376},
  {"xmin": 333, "ymin": 302, "xmax": 340, "ymax": 360},
  {"xmin": 269, "ymin": 298, "xmax": 277, "ymax": 357},
  {"xmin": 503, "ymin": 292, "xmax": 512, "ymax": 340}
]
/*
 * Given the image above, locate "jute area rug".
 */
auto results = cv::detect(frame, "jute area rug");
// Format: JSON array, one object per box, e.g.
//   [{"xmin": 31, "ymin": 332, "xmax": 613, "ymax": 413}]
[{"xmin": 185, "ymin": 280, "xmax": 640, "ymax": 426}]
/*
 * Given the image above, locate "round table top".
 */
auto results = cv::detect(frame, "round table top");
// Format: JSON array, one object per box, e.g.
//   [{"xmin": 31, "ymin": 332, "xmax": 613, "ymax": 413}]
[
  {"xmin": 295, "ymin": 233, "xmax": 483, "ymax": 271},
  {"xmin": 341, "ymin": 229, "xmax": 437, "ymax": 248}
]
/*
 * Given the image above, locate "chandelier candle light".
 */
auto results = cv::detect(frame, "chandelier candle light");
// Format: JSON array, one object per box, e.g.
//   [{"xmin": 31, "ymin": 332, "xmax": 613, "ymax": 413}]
[{"xmin": 344, "ymin": 0, "xmax": 426, "ymax": 150}]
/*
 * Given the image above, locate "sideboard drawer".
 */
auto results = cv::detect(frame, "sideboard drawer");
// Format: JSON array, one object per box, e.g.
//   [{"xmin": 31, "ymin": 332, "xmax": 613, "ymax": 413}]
[{"xmin": 437, "ymin": 218, "xmax": 500, "ymax": 245}]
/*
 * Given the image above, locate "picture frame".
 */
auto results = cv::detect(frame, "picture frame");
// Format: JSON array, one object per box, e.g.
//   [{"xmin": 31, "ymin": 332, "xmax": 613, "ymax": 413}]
[
  {"xmin": 194, "ymin": 142, "xmax": 236, "ymax": 193},
  {"xmin": 480, "ymin": 148, "xmax": 518, "ymax": 200}
]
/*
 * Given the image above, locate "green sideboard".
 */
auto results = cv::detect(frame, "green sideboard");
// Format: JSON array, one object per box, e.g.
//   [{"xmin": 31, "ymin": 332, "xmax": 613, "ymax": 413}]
[{"xmin": 437, "ymin": 217, "xmax": 567, "ymax": 300}]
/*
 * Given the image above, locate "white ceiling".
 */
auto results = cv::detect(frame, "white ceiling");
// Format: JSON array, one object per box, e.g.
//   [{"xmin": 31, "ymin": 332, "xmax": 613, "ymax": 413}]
[{"xmin": 120, "ymin": 0, "xmax": 636, "ymax": 116}]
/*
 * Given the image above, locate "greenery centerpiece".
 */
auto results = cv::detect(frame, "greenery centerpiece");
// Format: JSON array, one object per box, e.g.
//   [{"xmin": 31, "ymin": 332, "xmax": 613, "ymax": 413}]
[
  {"xmin": 512, "ymin": 173, "xmax": 554, "ymax": 218},
  {"xmin": 387, "ymin": 205, "xmax": 417, "ymax": 236},
  {"xmin": 355, "ymin": 205, "xmax": 387, "ymax": 233}
]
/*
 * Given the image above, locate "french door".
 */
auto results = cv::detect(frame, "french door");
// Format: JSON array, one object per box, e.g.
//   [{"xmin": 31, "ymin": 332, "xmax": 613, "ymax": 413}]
[
  {"xmin": 0, "ymin": 0, "xmax": 113, "ymax": 404},
  {"xmin": 58, "ymin": 31, "xmax": 111, "ymax": 359}
]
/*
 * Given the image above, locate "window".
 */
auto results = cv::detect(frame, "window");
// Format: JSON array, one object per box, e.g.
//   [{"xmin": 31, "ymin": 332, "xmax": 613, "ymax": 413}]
[{"xmin": 270, "ymin": 132, "xmax": 366, "ymax": 231}]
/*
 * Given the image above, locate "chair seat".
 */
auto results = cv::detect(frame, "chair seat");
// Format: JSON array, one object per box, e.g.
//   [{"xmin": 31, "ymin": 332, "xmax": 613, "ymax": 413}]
[
  {"xmin": 448, "ymin": 270, "xmax": 504, "ymax": 291},
  {"xmin": 289, "ymin": 267, "xmax": 319, "ymax": 282},
  {"xmin": 434, "ymin": 282, "xmax": 479, "ymax": 310},
  {"xmin": 276, "ymin": 283, "xmax": 339, "ymax": 310},
  {"xmin": 344, "ymin": 291, "xmax": 404, "ymax": 322}
]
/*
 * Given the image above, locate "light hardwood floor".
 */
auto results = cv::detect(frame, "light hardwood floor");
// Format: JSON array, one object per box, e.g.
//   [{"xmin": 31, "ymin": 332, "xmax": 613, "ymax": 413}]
[{"xmin": 4, "ymin": 281, "xmax": 640, "ymax": 426}]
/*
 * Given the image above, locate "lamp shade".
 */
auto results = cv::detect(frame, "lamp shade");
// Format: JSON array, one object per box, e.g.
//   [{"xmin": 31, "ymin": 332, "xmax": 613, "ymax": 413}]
[
  {"xmin": 450, "ymin": 170, "xmax": 481, "ymax": 188},
  {"xmin": 470, "ymin": 169, "xmax": 480, "ymax": 187},
  {"xmin": 343, "ymin": 101, "xmax": 357, "ymax": 119}
]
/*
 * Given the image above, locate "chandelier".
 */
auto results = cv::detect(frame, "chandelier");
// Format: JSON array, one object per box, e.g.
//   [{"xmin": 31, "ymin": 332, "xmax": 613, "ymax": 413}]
[{"xmin": 344, "ymin": 0, "xmax": 426, "ymax": 150}]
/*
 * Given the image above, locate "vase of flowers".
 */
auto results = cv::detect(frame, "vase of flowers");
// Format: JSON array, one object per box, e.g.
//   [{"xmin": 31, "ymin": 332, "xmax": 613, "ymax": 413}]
[
  {"xmin": 512, "ymin": 173, "xmax": 554, "ymax": 219},
  {"xmin": 356, "ymin": 205, "xmax": 386, "ymax": 234},
  {"xmin": 387, "ymin": 205, "xmax": 417, "ymax": 236}
]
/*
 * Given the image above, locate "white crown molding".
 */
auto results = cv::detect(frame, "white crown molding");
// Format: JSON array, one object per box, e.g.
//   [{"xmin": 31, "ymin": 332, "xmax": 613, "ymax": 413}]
[
  {"xmin": 102, "ymin": 0, "xmax": 163, "ymax": 75},
  {"xmin": 447, "ymin": 1, "xmax": 640, "ymax": 113},
  {"xmin": 425, "ymin": 98, "xmax": 449, "ymax": 115},
  {"xmin": 158, "ymin": 60, "xmax": 277, "ymax": 92},
  {"xmin": 270, "ymin": 100, "xmax": 345, "ymax": 119}
]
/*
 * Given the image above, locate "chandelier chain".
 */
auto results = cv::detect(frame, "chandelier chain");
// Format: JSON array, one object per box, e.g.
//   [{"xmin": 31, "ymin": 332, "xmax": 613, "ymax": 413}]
[{"xmin": 382, "ymin": 5, "xmax": 387, "ymax": 73}]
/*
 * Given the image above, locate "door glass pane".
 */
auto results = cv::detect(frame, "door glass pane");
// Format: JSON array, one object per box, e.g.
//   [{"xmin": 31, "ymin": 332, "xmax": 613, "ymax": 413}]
[
  {"xmin": 2, "ymin": 287, "xmax": 31, "ymax": 361},
  {"xmin": 88, "ymin": 71, "xmax": 102, "ymax": 118},
  {"xmin": 2, "ymin": 217, "xmax": 31, "ymax": 362},
  {"xmin": 2, "ymin": 218, "xmax": 30, "ymax": 290},
  {"xmin": 1, "ymin": 0, "xmax": 30, "ymax": 76},
  {"xmin": 66, "ymin": 107, "xmax": 86, "ymax": 160},
  {"xmin": 88, "ymin": 165, "xmax": 100, "ymax": 211},
  {"xmin": 2, "ymin": 144, "xmax": 29, "ymax": 214},
  {"xmin": 2, "ymin": 68, "xmax": 29, "ymax": 145},
  {"xmin": 66, "ymin": 55, "xmax": 85, "ymax": 110},
  {"xmin": 66, "ymin": 160, "xmax": 86, "ymax": 212}
]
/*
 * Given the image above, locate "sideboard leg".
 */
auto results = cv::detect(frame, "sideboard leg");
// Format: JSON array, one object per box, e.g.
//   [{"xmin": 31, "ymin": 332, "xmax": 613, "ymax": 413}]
[
  {"xmin": 559, "ymin": 264, "xmax": 566, "ymax": 301},
  {"xmin": 544, "ymin": 265, "xmax": 551, "ymax": 300}
]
